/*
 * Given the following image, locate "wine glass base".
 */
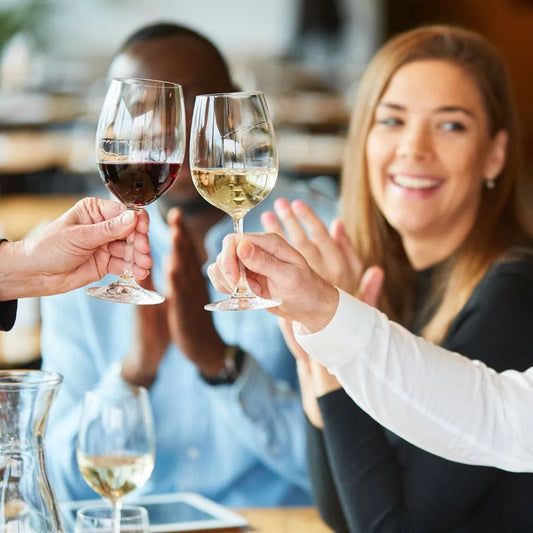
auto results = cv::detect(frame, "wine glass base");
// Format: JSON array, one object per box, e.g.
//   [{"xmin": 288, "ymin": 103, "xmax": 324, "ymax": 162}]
[
  {"xmin": 205, "ymin": 295, "xmax": 281, "ymax": 311},
  {"xmin": 86, "ymin": 282, "xmax": 164, "ymax": 305}
]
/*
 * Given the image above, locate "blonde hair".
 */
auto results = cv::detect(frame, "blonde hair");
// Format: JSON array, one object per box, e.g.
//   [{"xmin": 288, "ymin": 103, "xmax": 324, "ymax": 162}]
[{"xmin": 341, "ymin": 25, "xmax": 529, "ymax": 343}]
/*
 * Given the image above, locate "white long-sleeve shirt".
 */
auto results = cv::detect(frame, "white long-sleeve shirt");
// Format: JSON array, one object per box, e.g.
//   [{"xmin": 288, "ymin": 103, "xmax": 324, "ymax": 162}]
[{"xmin": 295, "ymin": 289, "xmax": 533, "ymax": 473}]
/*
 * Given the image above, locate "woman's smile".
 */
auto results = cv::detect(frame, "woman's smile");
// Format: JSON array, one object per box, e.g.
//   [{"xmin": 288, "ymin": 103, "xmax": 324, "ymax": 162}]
[{"xmin": 387, "ymin": 172, "xmax": 444, "ymax": 198}]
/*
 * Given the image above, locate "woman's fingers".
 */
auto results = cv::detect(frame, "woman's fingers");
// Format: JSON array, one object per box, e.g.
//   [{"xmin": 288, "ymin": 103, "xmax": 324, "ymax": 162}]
[
  {"xmin": 358, "ymin": 266, "xmax": 385, "ymax": 307},
  {"xmin": 273, "ymin": 198, "xmax": 347, "ymax": 282},
  {"xmin": 330, "ymin": 218, "xmax": 363, "ymax": 279},
  {"xmin": 273, "ymin": 198, "xmax": 309, "ymax": 247},
  {"xmin": 273, "ymin": 199, "xmax": 325, "ymax": 270},
  {"xmin": 261, "ymin": 211, "xmax": 285, "ymax": 236},
  {"xmin": 279, "ymin": 317, "xmax": 311, "ymax": 369},
  {"xmin": 309, "ymin": 358, "xmax": 342, "ymax": 396},
  {"xmin": 291, "ymin": 200, "xmax": 339, "ymax": 258}
]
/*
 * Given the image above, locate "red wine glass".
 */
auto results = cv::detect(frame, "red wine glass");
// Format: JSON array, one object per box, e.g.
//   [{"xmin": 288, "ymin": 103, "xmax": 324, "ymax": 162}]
[{"xmin": 87, "ymin": 77, "xmax": 185, "ymax": 304}]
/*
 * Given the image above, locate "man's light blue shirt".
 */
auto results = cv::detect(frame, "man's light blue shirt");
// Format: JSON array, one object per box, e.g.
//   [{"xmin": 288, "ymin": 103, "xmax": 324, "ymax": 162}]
[{"xmin": 41, "ymin": 176, "xmax": 337, "ymax": 507}]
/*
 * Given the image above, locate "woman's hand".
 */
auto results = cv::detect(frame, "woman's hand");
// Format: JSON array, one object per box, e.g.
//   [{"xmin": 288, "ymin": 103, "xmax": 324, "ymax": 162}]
[
  {"xmin": 261, "ymin": 198, "xmax": 362, "ymax": 294},
  {"xmin": 278, "ymin": 265, "xmax": 385, "ymax": 428}
]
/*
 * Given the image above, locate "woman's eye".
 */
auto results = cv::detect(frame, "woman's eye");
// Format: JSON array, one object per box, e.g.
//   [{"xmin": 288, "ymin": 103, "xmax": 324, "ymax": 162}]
[
  {"xmin": 441, "ymin": 121, "xmax": 466, "ymax": 132},
  {"xmin": 378, "ymin": 117, "xmax": 403, "ymax": 127}
]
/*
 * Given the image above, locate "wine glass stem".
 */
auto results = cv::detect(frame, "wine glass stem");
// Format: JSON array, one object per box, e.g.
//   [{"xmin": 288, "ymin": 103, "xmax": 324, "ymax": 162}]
[
  {"xmin": 121, "ymin": 207, "xmax": 139, "ymax": 282},
  {"xmin": 232, "ymin": 216, "xmax": 254, "ymax": 297},
  {"xmin": 112, "ymin": 499, "xmax": 122, "ymax": 533}
]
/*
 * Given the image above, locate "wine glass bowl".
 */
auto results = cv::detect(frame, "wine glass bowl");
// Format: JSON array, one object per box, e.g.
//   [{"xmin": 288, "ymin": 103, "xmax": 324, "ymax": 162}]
[
  {"xmin": 77, "ymin": 384, "xmax": 155, "ymax": 533},
  {"xmin": 87, "ymin": 77, "xmax": 186, "ymax": 305},
  {"xmin": 190, "ymin": 91, "xmax": 280, "ymax": 311}
]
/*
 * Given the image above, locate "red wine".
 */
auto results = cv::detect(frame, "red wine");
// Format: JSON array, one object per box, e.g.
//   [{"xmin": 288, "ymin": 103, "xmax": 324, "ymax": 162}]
[{"xmin": 98, "ymin": 162, "xmax": 181, "ymax": 207}]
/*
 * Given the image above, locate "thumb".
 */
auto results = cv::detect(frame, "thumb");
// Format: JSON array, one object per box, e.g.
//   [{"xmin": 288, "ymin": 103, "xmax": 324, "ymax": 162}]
[
  {"xmin": 358, "ymin": 266, "xmax": 384, "ymax": 307},
  {"xmin": 236, "ymin": 240, "xmax": 293, "ymax": 283},
  {"xmin": 77, "ymin": 209, "xmax": 137, "ymax": 249}
]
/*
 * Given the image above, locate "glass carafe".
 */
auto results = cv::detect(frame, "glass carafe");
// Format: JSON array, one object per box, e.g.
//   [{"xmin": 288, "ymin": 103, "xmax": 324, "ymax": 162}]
[{"xmin": 0, "ymin": 370, "xmax": 64, "ymax": 533}]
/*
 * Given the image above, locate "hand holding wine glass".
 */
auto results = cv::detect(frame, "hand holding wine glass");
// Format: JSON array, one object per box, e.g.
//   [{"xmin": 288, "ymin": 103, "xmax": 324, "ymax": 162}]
[
  {"xmin": 77, "ymin": 383, "xmax": 155, "ymax": 533},
  {"xmin": 88, "ymin": 77, "xmax": 186, "ymax": 304},
  {"xmin": 190, "ymin": 91, "xmax": 279, "ymax": 311}
]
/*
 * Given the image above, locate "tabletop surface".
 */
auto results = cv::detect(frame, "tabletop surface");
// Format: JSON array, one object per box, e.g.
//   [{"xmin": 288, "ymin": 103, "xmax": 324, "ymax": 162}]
[{"xmin": 179, "ymin": 506, "xmax": 332, "ymax": 533}]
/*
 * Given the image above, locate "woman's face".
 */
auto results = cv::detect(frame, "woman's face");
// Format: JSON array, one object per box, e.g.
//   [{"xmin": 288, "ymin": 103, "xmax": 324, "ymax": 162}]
[{"xmin": 365, "ymin": 59, "xmax": 506, "ymax": 266}]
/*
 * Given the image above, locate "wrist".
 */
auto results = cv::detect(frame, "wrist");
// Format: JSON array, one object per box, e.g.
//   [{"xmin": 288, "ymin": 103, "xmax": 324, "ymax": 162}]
[
  {"xmin": 0, "ymin": 240, "xmax": 34, "ymax": 301},
  {"xmin": 200, "ymin": 345, "xmax": 246, "ymax": 386},
  {"xmin": 298, "ymin": 281, "xmax": 339, "ymax": 333},
  {"xmin": 193, "ymin": 339, "xmax": 227, "ymax": 376},
  {"xmin": 121, "ymin": 354, "xmax": 160, "ymax": 388}
]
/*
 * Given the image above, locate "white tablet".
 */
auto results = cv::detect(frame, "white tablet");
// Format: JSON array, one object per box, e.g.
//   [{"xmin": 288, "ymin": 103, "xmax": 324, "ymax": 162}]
[{"xmin": 61, "ymin": 492, "xmax": 248, "ymax": 532}]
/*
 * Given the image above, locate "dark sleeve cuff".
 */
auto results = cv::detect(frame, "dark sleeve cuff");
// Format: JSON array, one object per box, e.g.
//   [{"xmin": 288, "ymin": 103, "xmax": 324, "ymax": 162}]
[
  {"xmin": 0, "ymin": 239, "xmax": 17, "ymax": 331},
  {"xmin": 317, "ymin": 387, "xmax": 357, "ymax": 419},
  {"xmin": 0, "ymin": 299, "xmax": 17, "ymax": 331}
]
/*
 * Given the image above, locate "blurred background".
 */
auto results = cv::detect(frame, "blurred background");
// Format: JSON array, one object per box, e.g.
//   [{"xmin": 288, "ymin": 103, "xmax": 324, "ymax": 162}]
[{"xmin": 0, "ymin": 0, "xmax": 532, "ymax": 366}]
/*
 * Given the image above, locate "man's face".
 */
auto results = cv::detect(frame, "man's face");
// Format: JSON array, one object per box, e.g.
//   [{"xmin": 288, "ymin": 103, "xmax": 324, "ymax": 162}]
[{"xmin": 108, "ymin": 34, "xmax": 234, "ymax": 204}]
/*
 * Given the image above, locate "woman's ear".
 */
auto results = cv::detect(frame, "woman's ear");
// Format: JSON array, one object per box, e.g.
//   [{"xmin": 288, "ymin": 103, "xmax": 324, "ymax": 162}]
[{"xmin": 483, "ymin": 129, "xmax": 508, "ymax": 182}]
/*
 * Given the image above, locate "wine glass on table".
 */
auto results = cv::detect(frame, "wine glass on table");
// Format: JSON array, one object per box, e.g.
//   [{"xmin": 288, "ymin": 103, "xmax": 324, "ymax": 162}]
[
  {"xmin": 87, "ymin": 77, "xmax": 186, "ymax": 304},
  {"xmin": 77, "ymin": 384, "xmax": 155, "ymax": 533},
  {"xmin": 190, "ymin": 91, "xmax": 279, "ymax": 311},
  {"xmin": 75, "ymin": 505, "xmax": 149, "ymax": 533}
]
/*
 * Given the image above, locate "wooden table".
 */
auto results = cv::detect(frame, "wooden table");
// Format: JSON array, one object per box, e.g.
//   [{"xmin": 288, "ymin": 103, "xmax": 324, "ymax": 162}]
[
  {"xmin": 0, "ymin": 194, "xmax": 82, "ymax": 240},
  {"xmin": 182, "ymin": 507, "xmax": 332, "ymax": 533}
]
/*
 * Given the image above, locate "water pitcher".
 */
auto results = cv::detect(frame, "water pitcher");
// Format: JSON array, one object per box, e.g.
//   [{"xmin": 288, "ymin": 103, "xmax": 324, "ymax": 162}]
[{"xmin": 0, "ymin": 370, "xmax": 64, "ymax": 533}]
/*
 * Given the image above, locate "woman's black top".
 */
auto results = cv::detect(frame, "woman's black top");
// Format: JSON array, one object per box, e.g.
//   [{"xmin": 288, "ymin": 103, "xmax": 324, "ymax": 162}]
[{"xmin": 308, "ymin": 252, "xmax": 533, "ymax": 532}]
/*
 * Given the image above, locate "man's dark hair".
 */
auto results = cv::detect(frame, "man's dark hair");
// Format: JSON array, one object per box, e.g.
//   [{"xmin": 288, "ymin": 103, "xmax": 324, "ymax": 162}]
[{"xmin": 118, "ymin": 21, "xmax": 230, "ymax": 75}]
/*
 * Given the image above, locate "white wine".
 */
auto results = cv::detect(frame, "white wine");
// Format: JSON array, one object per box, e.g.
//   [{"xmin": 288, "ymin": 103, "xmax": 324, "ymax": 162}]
[
  {"xmin": 191, "ymin": 167, "xmax": 277, "ymax": 219},
  {"xmin": 78, "ymin": 453, "xmax": 154, "ymax": 501}
]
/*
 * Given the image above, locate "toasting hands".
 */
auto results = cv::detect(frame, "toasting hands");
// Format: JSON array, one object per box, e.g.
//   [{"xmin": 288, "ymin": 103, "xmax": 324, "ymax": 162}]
[{"xmin": 0, "ymin": 197, "xmax": 152, "ymax": 301}]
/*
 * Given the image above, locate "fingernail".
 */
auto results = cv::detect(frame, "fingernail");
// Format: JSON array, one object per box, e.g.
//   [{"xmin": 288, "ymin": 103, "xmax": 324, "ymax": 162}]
[
  {"xmin": 274, "ymin": 198, "xmax": 289, "ymax": 213},
  {"xmin": 292, "ymin": 199, "xmax": 305, "ymax": 211},
  {"xmin": 121, "ymin": 210, "xmax": 135, "ymax": 224},
  {"xmin": 261, "ymin": 211, "xmax": 276, "ymax": 225}
]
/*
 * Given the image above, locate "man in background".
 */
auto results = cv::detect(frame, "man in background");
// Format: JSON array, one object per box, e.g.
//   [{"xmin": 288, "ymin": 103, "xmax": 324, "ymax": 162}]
[{"xmin": 41, "ymin": 23, "xmax": 337, "ymax": 506}]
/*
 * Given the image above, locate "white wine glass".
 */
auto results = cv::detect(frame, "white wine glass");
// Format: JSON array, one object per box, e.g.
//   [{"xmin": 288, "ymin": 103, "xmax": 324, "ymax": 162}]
[
  {"xmin": 87, "ymin": 77, "xmax": 186, "ymax": 305},
  {"xmin": 75, "ymin": 505, "xmax": 149, "ymax": 533},
  {"xmin": 77, "ymin": 384, "xmax": 155, "ymax": 533},
  {"xmin": 190, "ymin": 91, "xmax": 279, "ymax": 311}
]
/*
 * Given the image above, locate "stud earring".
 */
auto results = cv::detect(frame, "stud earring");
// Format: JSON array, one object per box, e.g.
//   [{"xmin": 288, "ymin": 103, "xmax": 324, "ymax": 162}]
[{"xmin": 485, "ymin": 177, "xmax": 496, "ymax": 189}]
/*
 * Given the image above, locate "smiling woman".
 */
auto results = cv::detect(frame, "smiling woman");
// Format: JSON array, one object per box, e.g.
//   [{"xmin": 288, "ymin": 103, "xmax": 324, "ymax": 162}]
[
  {"xmin": 341, "ymin": 25, "xmax": 527, "ymax": 343},
  {"xmin": 254, "ymin": 24, "xmax": 533, "ymax": 533},
  {"xmin": 365, "ymin": 59, "xmax": 507, "ymax": 271}
]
